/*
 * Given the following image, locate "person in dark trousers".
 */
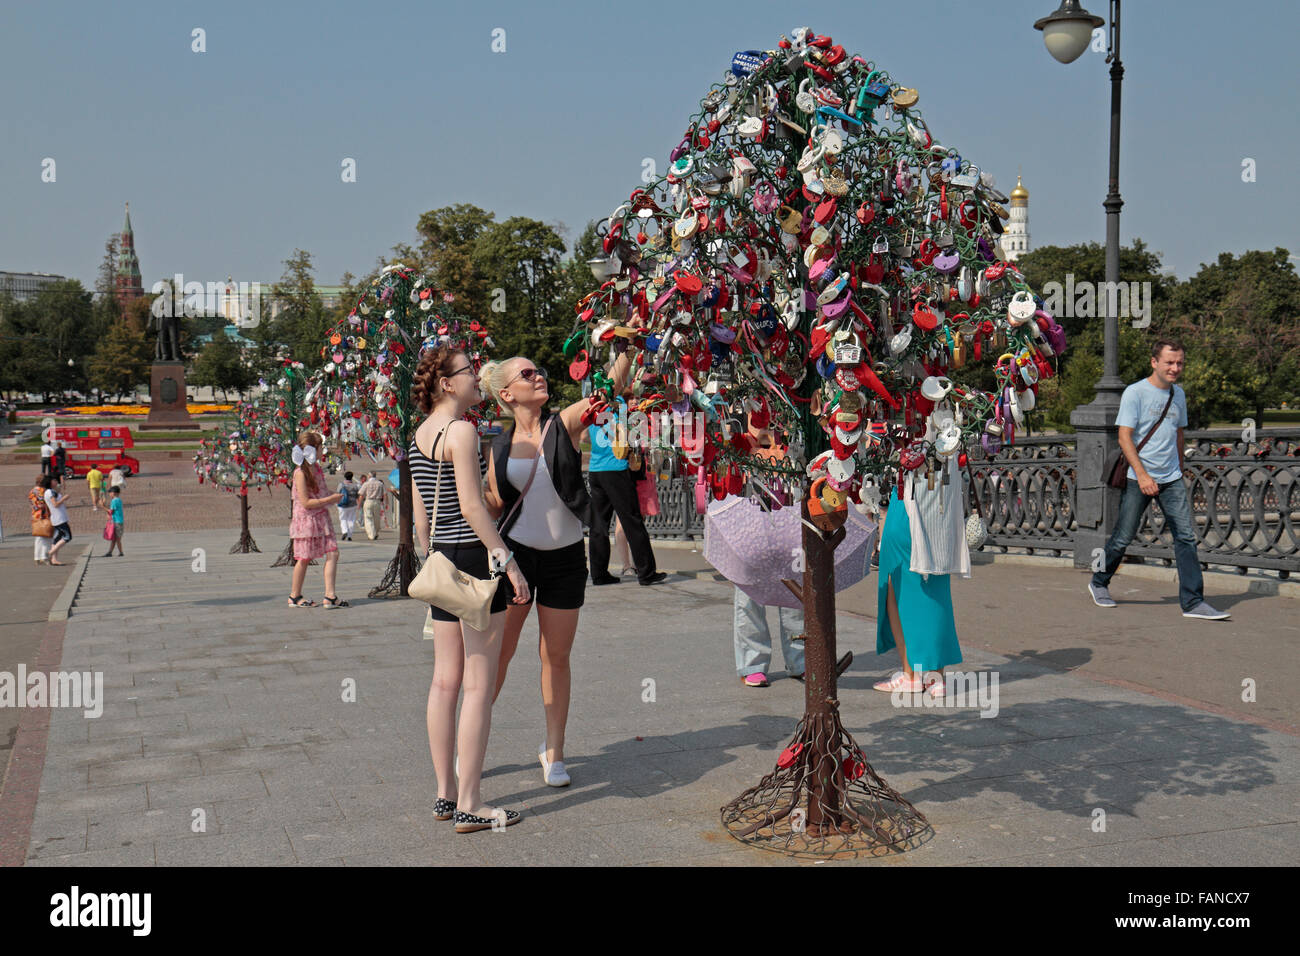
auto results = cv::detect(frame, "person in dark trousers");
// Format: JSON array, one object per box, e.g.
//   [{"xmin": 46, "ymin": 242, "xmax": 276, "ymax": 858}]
[
  {"xmin": 586, "ymin": 395, "xmax": 665, "ymax": 587},
  {"xmin": 1088, "ymin": 337, "xmax": 1230, "ymax": 621},
  {"xmin": 52, "ymin": 441, "xmax": 67, "ymax": 478}
]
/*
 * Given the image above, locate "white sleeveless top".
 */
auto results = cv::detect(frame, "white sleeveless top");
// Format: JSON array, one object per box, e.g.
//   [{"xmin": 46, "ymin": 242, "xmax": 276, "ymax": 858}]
[{"xmin": 506, "ymin": 449, "xmax": 584, "ymax": 549}]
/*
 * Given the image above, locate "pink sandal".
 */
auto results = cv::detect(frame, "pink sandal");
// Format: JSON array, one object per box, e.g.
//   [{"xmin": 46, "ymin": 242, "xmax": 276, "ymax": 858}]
[
  {"xmin": 742, "ymin": 673, "xmax": 770, "ymax": 688},
  {"xmin": 872, "ymin": 671, "xmax": 923, "ymax": 693}
]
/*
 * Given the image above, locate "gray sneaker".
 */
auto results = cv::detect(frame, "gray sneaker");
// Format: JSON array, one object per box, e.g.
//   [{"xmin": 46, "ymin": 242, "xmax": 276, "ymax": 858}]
[
  {"xmin": 1088, "ymin": 582, "xmax": 1117, "ymax": 608},
  {"xmin": 1183, "ymin": 602, "xmax": 1230, "ymax": 621}
]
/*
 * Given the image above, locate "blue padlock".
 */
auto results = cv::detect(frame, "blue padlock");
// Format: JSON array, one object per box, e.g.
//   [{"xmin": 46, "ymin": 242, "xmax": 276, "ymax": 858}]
[
  {"xmin": 731, "ymin": 50, "xmax": 765, "ymax": 76},
  {"xmin": 816, "ymin": 354, "xmax": 837, "ymax": 379}
]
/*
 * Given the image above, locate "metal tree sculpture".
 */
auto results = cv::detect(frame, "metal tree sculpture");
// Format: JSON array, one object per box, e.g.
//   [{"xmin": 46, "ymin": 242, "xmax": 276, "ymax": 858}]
[
  {"xmin": 193, "ymin": 399, "xmax": 295, "ymax": 553},
  {"xmin": 267, "ymin": 361, "xmax": 316, "ymax": 568},
  {"xmin": 573, "ymin": 28, "xmax": 1065, "ymax": 857},
  {"xmin": 304, "ymin": 263, "xmax": 491, "ymax": 598}
]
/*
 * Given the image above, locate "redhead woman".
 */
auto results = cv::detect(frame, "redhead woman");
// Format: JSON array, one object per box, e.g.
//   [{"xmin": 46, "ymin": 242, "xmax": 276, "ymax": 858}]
[
  {"xmin": 481, "ymin": 346, "xmax": 634, "ymax": 787},
  {"xmin": 411, "ymin": 345, "xmax": 531, "ymax": 833}
]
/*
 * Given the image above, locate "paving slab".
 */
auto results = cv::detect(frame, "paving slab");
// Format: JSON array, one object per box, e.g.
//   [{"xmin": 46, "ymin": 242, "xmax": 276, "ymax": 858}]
[{"xmin": 5, "ymin": 528, "xmax": 1298, "ymax": 866}]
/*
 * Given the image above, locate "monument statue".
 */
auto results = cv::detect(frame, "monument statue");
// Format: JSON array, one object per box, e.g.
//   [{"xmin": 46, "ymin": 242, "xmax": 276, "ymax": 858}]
[{"xmin": 151, "ymin": 306, "xmax": 181, "ymax": 362}]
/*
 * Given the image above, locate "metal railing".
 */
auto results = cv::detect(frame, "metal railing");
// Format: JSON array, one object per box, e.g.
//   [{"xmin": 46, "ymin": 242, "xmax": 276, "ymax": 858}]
[
  {"xmin": 965, "ymin": 428, "xmax": 1300, "ymax": 575},
  {"xmin": 633, "ymin": 428, "xmax": 1300, "ymax": 575}
]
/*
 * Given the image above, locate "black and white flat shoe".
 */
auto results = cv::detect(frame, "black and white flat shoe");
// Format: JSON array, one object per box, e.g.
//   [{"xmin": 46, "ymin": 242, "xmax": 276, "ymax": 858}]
[
  {"xmin": 454, "ymin": 808, "xmax": 520, "ymax": 833},
  {"xmin": 432, "ymin": 798, "xmax": 457, "ymax": 821}
]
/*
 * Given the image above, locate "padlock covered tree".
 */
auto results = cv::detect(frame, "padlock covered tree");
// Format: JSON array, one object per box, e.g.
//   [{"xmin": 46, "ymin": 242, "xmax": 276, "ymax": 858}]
[
  {"xmin": 304, "ymin": 264, "xmax": 492, "ymax": 597},
  {"xmin": 574, "ymin": 27, "xmax": 1063, "ymax": 855}
]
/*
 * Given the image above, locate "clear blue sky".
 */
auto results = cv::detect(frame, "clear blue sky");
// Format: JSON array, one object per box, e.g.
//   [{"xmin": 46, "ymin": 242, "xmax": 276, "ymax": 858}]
[{"xmin": 3, "ymin": 0, "xmax": 1296, "ymax": 291}]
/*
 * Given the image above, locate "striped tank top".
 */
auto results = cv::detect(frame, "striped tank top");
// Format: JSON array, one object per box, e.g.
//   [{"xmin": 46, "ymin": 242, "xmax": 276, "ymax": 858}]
[{"xmin": 409, "ymin": 434, "xmax": 487, "ymax": 545}]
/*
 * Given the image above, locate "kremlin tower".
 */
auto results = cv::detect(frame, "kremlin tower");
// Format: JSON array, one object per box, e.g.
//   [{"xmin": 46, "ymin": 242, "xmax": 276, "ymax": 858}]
[
  {"xmin": 114, "ymin": 202, "xmax": 144, "ymax": 304},
  {"xmin": 1002, "ymin": 174, "xmax": 1030, "ymax": 262}
]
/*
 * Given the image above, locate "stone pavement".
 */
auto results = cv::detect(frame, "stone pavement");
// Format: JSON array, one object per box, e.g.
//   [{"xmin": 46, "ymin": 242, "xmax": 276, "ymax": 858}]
[{"xmin": 3, "ymin": 528, "xmax": 1298, "ymax": 866}]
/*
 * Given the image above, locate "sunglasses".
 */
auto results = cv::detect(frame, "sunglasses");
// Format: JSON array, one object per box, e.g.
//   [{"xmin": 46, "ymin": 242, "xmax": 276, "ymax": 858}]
[
  {"xmin": 445, "ymin": 364, "xmax": 476, "ymax": 379},
  {"xmin": 505, "ymin": 366, "xmax": 548, "ymax": 387}
]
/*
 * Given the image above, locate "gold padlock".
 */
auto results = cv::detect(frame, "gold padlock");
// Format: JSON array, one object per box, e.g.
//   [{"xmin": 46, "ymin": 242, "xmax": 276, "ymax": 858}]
[
  {"xmin": 952, "ymin": 335, "xmax": 967, "ymax": 369},
  {"xmin": 779, "ymin": 205, "xmax": 803, "ymax": 234},
  {"xmin": 821, "ymin": 483, "xmax": 848, "ymax": 509},
  {"xmin": 891, "ymin": 87, "xmax": 919, "ymax": 109}
]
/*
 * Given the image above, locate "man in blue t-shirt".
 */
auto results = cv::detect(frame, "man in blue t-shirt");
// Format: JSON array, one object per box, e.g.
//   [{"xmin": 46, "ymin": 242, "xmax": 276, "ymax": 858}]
[
  {"xmin": 1088, "ymin": 337, "xmax": 1228, "ymax": 620},
  {"xmin": 587, "ymin": 396, "xmax": 666, "ymax": 586}
]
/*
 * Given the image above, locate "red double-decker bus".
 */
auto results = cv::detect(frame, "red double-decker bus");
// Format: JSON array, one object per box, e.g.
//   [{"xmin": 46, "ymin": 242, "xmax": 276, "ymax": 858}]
[{"xmin": 50, "ymin": 425, "xmax": 142, "ymax": 478}]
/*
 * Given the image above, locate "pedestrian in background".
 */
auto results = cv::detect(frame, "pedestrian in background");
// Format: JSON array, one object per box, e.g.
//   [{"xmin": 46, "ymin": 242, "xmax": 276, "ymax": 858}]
[
  {"xmin": 52, "ymin": 441, "xmax": 67, "ymax": 478},
  {"xmin": 729, "ymin": 422, "xmax": 804, "ymax": 687},
  {"xmin": 42, "ymin": 475, "xmax": 72, "ymax": 566},
  {"xmin": 359, "ymin": 471, "xmax": 384, "ymax": 539},
  {"xmin": 337, "ymin": 470, "xmax": 361, "ymax": 541},
  {"xmin": 1088, "ymin": 337, "xmax": 1230, "ymax": 621},
  {"xmin": 585, "ymin": 393, "xmax": 665, "ymax": 587},
  {"xmin": 29, "ymin": 476, "xmax": 53, "ymax": 564},
  {"xmin": 104, "ymin": 486, "xmax": 125, "ymax": 557},
  {"xmin": 108, "ymin": 464, "xmax": 126, "ymax": 493},
  {"xmin": 87, "ymin": 464, "xmax": 105, "ymax": 512},
  {"xmin": 40, "ymin": 439, "xmax": 54, "ymax": 478}
]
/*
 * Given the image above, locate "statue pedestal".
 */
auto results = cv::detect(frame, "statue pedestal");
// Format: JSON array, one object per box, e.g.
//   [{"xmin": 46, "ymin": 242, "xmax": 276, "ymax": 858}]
[{"xmin": 143, "ymin": 361, "xmax": 199, "ymax": 430}]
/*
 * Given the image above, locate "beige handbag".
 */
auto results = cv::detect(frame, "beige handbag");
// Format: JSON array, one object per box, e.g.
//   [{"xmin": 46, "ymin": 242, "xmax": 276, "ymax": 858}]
[{"xmin": 407, "ymin": 423, "xmax": 500, "ymax": 631}]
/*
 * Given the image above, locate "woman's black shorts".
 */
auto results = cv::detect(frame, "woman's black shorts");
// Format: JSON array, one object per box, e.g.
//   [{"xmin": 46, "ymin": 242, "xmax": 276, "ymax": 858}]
[
  {"xmin": 426, "ymin": 541, "xmax": 510, "ymax": 623},
  {"xmin": 500, "ymin": 538, "xmax": 587, "ymax": 610}
]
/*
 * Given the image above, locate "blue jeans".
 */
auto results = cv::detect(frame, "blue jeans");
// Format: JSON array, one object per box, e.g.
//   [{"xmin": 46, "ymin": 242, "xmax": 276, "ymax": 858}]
[
  {"xmin": 1090, "ymin": 477, "xmax": 1203, "ymax": 611},
  {"xmin": 734, "ymin": 588, "xmax": 805, "ymax": 678}
]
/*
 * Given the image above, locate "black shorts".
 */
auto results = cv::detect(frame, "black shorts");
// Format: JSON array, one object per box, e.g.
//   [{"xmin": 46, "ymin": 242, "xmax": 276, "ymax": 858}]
[
  {"xmin": 501, "ymin": 538, "xmax": 587, "ymax": 610},
  {"xmin": 426, "ymin": 541, "xmax": 510, "ymax": 623},
  {"xmin": 51, "ymin": 523, "xmax": 72, "ymax": 545}
]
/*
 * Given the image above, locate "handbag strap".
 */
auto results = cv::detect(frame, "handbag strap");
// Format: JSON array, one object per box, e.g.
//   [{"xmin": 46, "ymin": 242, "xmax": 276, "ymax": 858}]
[
  {"xmin": 427, "ymin": 422, "xmax": 452, "ymax": 552},
  {"xmin": 962, "ymin": 446, "xmax": 984, "ymax": 519},
  {"xmin": 1135, "ymin": 389, "xmax": 1175, "ymax": 454},
  {"xmin": 500, "ymin": 415, "xmax": 555, "ymax": 533}
]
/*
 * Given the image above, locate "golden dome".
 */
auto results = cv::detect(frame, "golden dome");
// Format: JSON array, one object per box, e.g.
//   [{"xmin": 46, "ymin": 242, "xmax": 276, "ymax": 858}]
[{"xmin": 1010, "ymin": 173, "xmax": 1029, "ymax": 201}]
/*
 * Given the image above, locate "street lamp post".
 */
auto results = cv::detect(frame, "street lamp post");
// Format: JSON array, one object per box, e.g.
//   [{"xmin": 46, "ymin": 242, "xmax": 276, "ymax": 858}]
[{"xmin": 1035, "ymin": 0, "xmax": 1126, "ymax": 568}]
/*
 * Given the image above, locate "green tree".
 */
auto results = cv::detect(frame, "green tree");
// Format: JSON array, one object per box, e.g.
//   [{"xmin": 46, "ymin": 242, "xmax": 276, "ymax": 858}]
[
  {"xmin": 267, "ymin": 250, "xmax": 332, "ymax": 371},
  {"xmin": 190, "ymin": 328, "xmax": 255, "ymax": 402},
  {"xmin": 1167, "ymin": 249, "xmax": 1300, "ymax": 426},
  {"xmin": 88, "ymin": 318, "xmax": 152, "ymax": 401}
]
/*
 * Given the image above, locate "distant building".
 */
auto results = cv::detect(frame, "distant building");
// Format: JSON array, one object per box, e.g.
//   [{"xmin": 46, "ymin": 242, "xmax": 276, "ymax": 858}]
[
  {"xmin": 114, "ymin": 202, "xmax": 144, "ymax": 304},
  {"xmin": 0, "ymin": 271, "xmax": 68, "ymax": 301},
  {"xmin": 1003, "ymin": 174, "xmax": 1030, "ymax": 262}
]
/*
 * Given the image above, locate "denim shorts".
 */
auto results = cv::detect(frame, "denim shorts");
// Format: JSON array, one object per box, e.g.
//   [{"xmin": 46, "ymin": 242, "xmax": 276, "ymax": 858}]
[{"xmin": 51, "ymin": 523, "xmax": 72, "ymax": 545}]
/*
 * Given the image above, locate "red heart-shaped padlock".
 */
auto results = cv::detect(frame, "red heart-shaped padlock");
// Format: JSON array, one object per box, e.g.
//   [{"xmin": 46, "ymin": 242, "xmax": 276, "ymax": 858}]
[
  {"xmin": 568, "ymin": 349, "xmax": 591, "ymax": 382},
  {"xmin": 776, "ymin": 743, "xmax": 804, "ymax": 769}
]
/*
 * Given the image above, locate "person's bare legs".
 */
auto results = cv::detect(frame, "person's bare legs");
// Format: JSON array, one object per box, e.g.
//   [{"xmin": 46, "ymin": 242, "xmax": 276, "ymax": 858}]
[
  {"xmin": 886, "ymin": 578, "xmax": 912, "ymax": 678},
  {"xmin": 428, "ymin": 618, "xmax": 465, "ymax": 802},
  {"xmin": 291, "ymin": 556, "xmax": 309, "ymax": 598},
  {"xmin": 537, "ymin": 604, "xmax": 579, "ymax": 763},
  {"xmin": 493, "ymin": 601, "xmax": 532, "ymax": 702},
  {"xmin": 454, "ymin": 613, "xmax": 505, "ymax": 817},
  {"xmin": 323, "ymin": 550, "xmax": 339, "ymax": 598}
]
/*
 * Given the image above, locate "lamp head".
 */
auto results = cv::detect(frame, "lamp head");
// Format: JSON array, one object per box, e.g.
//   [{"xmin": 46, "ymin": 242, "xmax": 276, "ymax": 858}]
[{"xmin": 1034, "ymin": 0, "xmax": 1106, "ymax": 64}]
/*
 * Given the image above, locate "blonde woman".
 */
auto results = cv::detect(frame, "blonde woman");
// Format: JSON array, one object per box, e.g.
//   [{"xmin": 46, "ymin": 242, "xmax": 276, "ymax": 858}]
[
  {"xmin": 482, "ymin": 346, "xmax": 633, "ymax": 787},
  {"xmin": 288, "ymin": 431, "xmax": 345, "ymax": 608}
]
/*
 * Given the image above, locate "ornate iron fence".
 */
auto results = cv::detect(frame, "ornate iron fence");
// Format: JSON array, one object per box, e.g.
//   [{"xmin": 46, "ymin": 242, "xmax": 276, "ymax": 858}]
[
  {"xmin": 964, "ymin": 428, "xmax": 1300, "ymax": 575},
  {"xmin": 634, "ymin": 428, "xmax": 1300, "ymax": 575}
]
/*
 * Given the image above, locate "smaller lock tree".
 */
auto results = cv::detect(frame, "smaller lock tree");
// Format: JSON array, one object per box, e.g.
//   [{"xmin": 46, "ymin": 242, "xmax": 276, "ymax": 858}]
[
  {"xmin": 193, "ymin": 398, "xmax": 296, "ymax": 554},
  {"xmin": 304, "ymin": 264, "xmax": 492, "ymax": 596}
]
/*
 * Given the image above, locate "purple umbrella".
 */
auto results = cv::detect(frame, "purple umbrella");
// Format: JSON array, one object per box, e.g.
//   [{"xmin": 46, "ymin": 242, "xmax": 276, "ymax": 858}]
[{"xmin": 704, "ymin": 495, "xmax": 878, "ymax": 608}]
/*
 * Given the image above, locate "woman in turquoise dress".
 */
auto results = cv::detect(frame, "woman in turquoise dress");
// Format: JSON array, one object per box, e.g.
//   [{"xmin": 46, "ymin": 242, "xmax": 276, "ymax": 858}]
[{"xmin": 874, "ymin": 488, "xmax": 963, "ymax": 697}]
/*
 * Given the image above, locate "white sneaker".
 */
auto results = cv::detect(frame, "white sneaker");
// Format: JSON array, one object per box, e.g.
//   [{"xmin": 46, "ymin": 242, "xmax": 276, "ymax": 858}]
[
  {"xmin": 1183, "ymin": 602, "xmax": 1230, "ymax": 621},
  {"xmin": 539, "ymin": 743, "xmax": 570, "ymax": 787},
  {"xmin": 1088, "ymin": 582, "xmax": 1117, "ymax": 608}
]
